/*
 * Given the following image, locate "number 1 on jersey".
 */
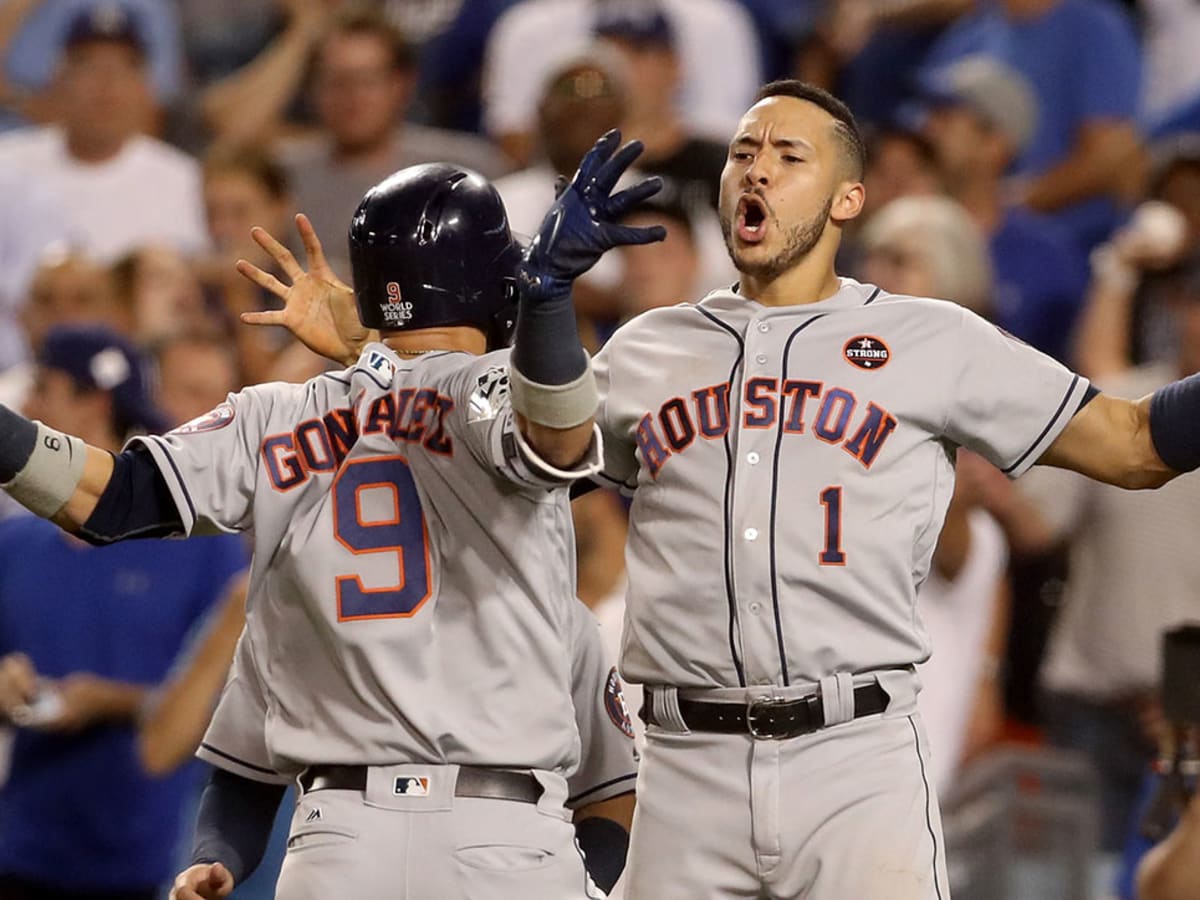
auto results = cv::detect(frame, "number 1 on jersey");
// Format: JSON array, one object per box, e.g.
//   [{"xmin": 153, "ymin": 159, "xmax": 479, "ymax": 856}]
[
  {"xmin": 332, "ymin": 456, "xmax": 432, "ymax": 621},
  {"xmin": 819, "ymin": 485, "xmax": 846, "ymax": 566}
]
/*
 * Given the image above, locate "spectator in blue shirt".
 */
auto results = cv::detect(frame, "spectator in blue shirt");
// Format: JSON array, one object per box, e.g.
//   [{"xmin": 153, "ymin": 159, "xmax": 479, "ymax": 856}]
[
  {"xmin": 921, "ymin": 55, "xmax": 1089, "ymax": 362},
  {"xmin": 0, "ymin": 326, "xmax": 246, "ymax": 899},
  {"xmin": 923, "ymin": 0, "xmax": 1144, "ymax": 254}
]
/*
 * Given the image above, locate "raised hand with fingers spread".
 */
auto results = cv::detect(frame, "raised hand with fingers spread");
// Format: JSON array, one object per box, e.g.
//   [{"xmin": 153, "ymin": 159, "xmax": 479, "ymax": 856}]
[{"xmin": 236, "ymin": 213, "xmax": 371, "ymax": 367}]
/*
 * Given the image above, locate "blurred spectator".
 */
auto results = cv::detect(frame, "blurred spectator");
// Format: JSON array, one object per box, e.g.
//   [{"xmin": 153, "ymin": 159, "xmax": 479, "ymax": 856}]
[
  {"xmin": 1073, "ymin": 138, "xmax": 1200, "ymax": 380},
  {"xmin": 859, "ymin": 195, "xmax": 1009, "ymax": 792},
  {"xmin": 798, "ymin": 0, "xmax": 971, "ymax": 130},
  {"xmin": 729, "ymin": 0, "xmax": 820, "ymax": 82},
  {"xmin": 922, "ymin": 0, "xmax": 1145, "ymax": 254},
  {"xmin": 495, "ymin": 53, "xmax": 627, "ymax": 329},
  {"xmin": 1, "ymin": 253, "xmax": 127, "ymax": 411},
  {"xmin": 482, "ymin": 0, "xmax": 761, "ymax": 168},
  {"xmin": 859, "ymin": 126, "xmax": 941, "ymax": 223},
  {"xmin": 0, "ymin": 4, "xmax": 208, "ymax": 264},
  {"xmin": 985, "ymin": 276, "xmax": 1200, "ymax": 856},
  {"xmin": 275, "ymin": 6, "xmax": 503, "ymax": 275},
  {"xmin": 859, "ymin": 194, "xmax": 992, "ymax": 315},
  {"xmin": 616, "ymin": 201, "xmax": 701, "ymax": 319},
  {"xmin": 1138, "ymin": 0, "xmax": 1200, "ymax": 124},
  {"xmin": 153, "ymin": 333, "xmax": 241, "ymax": 430},
  {"xmin": 0, "ymin": 168, "xmax": 71, "ymax": 374},
  {"xmin": 178, "ymin": 0, "xmax": 281, "ymax": 90},
  {"xmin": 921, "ymin": 55, "xmax": 1089, "ymax": 362},
  {"xmin": 3, "ymin": 0, "xmax": 182, "ymax": 120},
  {"xmin": 594, "ymin": 5, "xmax": 726, "ymax": 215},
  {"xmin": 0, "ymin": 326, "xmax": 247, "ymax": 899},
  {"xmin": 197, "ymin": 144, "xmax": 293, "ymax": 385},
  {"xmin": 110, "ymin": 246, "xmax": 209, "ymax": 347}
]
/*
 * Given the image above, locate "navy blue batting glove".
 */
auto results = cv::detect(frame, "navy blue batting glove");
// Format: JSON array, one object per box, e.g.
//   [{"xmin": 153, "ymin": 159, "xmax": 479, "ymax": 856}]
[{"xmin": 519, "ymin": 130, "xmax": 667, "ymax": 303}]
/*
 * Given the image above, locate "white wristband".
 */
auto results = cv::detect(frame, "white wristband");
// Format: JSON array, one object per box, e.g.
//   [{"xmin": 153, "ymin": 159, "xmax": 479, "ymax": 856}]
[
  {"xmin": 2, "ymin": 421, "xmax": 87, "ymax": 518},
  {"xmin": 509, "ymin": 362, "xmax": 599, "ymax": 429}
]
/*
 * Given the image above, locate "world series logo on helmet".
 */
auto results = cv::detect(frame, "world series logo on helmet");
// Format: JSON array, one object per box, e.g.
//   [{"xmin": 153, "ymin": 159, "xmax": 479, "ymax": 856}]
[
  {"xmin": 843, "ymin": 335, "xmax": 891, "ymax": 370},
  {"xmin": 383, "ymin": 281, "xmax": 414, "ymax": 326}
]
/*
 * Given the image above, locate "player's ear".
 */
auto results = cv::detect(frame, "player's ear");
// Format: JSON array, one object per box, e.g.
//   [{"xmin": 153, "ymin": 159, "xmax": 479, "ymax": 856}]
[{"xmin": 830, "ymin": 181, "xmax": 865, "ymax": 225}]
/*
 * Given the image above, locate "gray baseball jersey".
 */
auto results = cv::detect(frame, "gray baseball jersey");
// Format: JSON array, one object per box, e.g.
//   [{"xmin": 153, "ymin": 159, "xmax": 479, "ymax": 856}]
[
  {"xmin": 593, "ymin": 279, "xmax": 1090, "ymax": 690},
  {"xmin": 198, "ymin": 597, "xmax": 638, "ymax": 807},
  {"xmin": 132, "ymin": 343, "xmax": 603, "ymax": 777}
]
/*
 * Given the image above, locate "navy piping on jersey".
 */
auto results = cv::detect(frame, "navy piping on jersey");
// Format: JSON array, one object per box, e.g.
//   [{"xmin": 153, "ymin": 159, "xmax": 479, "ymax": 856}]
[
  {"xmin": 771, "ymin": 315, "xmax": 827, "ymax": 685},
  {"xmin": 156, "ymin": 439, "xmax": 198, "ymax": 526},
  {"xmin": 907, "ymin": 716, "xmax": 947, "ymax": 900},
  {"xmin": 695, "ymin": 305, "xmax": 749, "ymax": 687},
  {"xmin": 320, "ymin": 372, "xmax": 352, "ymax": 386},
  {"xmin": 198, "ymin": 742, "xmax": 280, "ymax": 777},
  {"xmin": 1001, "ymin": 374, "xmax": 1080, "ymax": 475},
  {"xmin": 862, "ymin": 286, "xmax": 882, "ymax": 305},
  {"xmin": 568, "ymin": 773, "xmax": 637, "ymax": 805}
]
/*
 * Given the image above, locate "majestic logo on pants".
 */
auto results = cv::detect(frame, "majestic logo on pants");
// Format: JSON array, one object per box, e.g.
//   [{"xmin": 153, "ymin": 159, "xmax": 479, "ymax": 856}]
[{"xmin": 394, "ymin": 775, "xmax": 431, "ymax": 796}]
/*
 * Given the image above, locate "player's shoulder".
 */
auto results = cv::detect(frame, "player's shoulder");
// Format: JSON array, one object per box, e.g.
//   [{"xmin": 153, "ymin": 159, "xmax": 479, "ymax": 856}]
[{"xmin": 604, "ymin": 300, "xmax": 709, "ymax": 347}]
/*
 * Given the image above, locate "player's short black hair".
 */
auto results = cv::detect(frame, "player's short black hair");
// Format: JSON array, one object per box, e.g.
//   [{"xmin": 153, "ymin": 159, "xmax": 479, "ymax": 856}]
[{"xmin": 753, "ymin": 80, "xmax": 866, "ymax": 181}]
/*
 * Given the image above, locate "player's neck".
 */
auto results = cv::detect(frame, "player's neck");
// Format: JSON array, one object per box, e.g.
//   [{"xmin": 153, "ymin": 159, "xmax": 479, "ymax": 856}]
[
  {"xmin": 737, "ymin": 245, "xmax": 843, "ymax": 307},
  {"xmin": 380, "ymin": 326, "xmax": 487, "ymax": 357}
]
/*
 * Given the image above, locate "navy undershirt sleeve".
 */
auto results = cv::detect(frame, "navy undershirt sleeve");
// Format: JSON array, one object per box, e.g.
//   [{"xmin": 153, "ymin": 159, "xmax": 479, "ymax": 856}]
[{"xmin": 78, "ymin": 444, "xmax": 184, "ymax": 544}]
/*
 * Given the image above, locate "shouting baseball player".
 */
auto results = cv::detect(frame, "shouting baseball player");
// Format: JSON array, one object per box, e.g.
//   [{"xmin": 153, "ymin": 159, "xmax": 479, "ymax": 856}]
[
  {"xmin": 291, "ymin": 88, "xmax": 1200, "ymax": 900},
  {"xmin": 0, "ymin": 144, "xmax": 663, "ymax": 899}
]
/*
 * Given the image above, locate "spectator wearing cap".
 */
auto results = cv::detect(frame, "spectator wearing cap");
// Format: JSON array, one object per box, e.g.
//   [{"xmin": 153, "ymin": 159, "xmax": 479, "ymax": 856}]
[
  {"xmin": 594, "ymin": 5, "xmax": 727, "ymax": 216},
  {"xmin": 481, "ymin": 0, "xmax": 761, "ymax": 168},
  {"xmin": 921, "ymin": 54, "xmax": 1089, "ymax": 363},
  {"xmin": 921, "ymin": 0, "xmax": 1145, "ymax": 254},
  {"xmin": 0, "ymin": 324, "xmax": 247, "ymax": 899},
  {"xmin": 0, "ymin": 2, "xmax": 208, "ymax": 264},
  {"xmin": 2, "ymin": 0, "xmax": 182, "ymax": 121}
]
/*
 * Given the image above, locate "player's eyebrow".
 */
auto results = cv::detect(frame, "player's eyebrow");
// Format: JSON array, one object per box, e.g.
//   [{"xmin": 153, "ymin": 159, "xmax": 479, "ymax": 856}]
[{"xmin": 729, "ymin": 135, "xmax": 816, "ymax": 153}]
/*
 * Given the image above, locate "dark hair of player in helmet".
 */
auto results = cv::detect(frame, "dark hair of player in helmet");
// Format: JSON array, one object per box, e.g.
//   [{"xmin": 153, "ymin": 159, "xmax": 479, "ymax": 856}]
[{"xmin": 754, "ymin": 80, "xmax": 867, "ymax": 182}]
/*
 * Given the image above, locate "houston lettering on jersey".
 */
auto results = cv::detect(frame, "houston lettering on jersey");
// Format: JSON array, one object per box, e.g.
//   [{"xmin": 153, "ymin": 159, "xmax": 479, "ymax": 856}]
[
  {"xmin": 636, "ymin": 379, "xmax": 897, "ymax": 477},
  {"xmin": 261, "ymin": 387, "xmax": 455, "ymax": 491}
]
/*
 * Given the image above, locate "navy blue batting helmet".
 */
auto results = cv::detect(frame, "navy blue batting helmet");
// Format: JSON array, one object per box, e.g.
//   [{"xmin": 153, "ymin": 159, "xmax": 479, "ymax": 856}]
[{"xmin": 348, "ymin": 163, "xmax": 521, "ymax": 349}]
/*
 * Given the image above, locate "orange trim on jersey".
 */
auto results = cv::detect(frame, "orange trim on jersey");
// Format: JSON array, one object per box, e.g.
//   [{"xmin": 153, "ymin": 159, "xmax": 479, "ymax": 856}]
[
  {"xmin": 295, "ymin": 417, "xmax": 336, "ymax": 472},
  {"xmin": 261, "ymin": 434, "xmax": 306, "ymax": 493},
  {"xmin": 818, "ymin": 484, "xmax": 847, "ymax": 567},
  {"xmin": 781, "ymin": 380, "xmax": 821, "ymax": 434},
  {"xmin": 658, "ymin": 396, "xmax": 697, "ymax": 453},
  {"xmin": 332, "ymin": 454, "xmax": 433, "ymax": 622},
  {"xmin": 842, "ymin": 402, "xmax": 898, "ymax": 470},
  {"xmin": 743, "ymin": 377, "xmax": 778, "ymax": 429},
  {"xmin": 692, "ymin": 383, "xmax": 730, "ymax": 439},
  {"xmin": 813, "ymin": 388, "xmax": 856, "ymax": 445}
]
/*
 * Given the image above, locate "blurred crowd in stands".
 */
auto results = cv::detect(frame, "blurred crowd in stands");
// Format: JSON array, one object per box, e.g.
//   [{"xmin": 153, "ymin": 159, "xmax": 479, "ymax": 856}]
[{"xmin": 0, "ymin": 0, "xmax": 1197, "ymax": 897}]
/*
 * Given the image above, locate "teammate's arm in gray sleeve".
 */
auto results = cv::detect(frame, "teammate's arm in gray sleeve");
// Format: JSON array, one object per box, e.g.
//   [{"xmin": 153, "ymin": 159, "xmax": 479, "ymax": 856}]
[
  {"xmin": 564, "ymin": 599, "xmax": 637, "ymax": 894},
  {"xmin": 510, "ymin": 129, "xmax": 664, "ymax": 469}
]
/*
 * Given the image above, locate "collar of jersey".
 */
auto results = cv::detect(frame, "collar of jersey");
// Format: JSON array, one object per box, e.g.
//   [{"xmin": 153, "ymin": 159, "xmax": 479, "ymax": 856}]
[{"xmin": 698, "ymin": 276, "xmax": 878, "ymax": 318}]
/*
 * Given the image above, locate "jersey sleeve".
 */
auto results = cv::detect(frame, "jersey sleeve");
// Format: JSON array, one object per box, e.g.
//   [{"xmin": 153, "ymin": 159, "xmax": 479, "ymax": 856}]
[
  {"xmin": 943, "ymin": 307, "xmax": 1092, "ymax": 479},
  {"xmin": 196, "ymin": 634, "xmax": 292, "ymax": 786},
  {"xmin": 434, "ymin": 350, "xmax": 604, "ymax": 491},
  {"xmin": 590, "ymin": 339, "xmax": 640, "ymax": 494},
  {"xmin": 565, "ymin": 600, "xmax": 638, "ymax": 811},
  {"xmin": 127, "ymin": 387, "xmax": 279, "ymax": 536}
]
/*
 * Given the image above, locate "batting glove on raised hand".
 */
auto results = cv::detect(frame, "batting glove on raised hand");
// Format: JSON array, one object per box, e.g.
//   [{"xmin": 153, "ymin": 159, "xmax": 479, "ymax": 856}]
[{"xmin": 519, "ymin": 129, "xmax": 667, "ymax": 303}]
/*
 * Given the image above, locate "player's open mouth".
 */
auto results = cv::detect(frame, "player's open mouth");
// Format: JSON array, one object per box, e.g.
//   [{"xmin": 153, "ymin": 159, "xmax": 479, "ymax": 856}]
[{"xmin": 736, "ymin": 196, "xmax": 768, "ymax": 244}]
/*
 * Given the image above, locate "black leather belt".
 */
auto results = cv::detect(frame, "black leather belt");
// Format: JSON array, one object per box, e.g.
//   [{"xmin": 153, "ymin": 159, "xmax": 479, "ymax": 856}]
[
  {"xmin": 645, "ymin": 682, "xmax": 889, "ymax": 740},
  {"xmin": 297, "ymin": 765, "xmax": 543, "ymax": 804}
]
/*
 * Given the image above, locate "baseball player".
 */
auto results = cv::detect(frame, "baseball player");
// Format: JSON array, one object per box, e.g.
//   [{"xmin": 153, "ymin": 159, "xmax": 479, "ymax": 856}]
[
  {"xmin": 171, "ymin": 594, "xmax": 638, "ymax": 898},
  {"xmin": 0, "ymin": 143, "xmax": 664, "ymax": 899},
  {"xmin": 466, "ymin": 84, "xmax": 1196, "ymax": 899}
]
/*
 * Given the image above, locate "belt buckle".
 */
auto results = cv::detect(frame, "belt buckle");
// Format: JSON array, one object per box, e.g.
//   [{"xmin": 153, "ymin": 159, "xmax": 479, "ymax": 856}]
[{"xmin": 746, "ymin": 696, "xmax": 791, "ymax": 740}]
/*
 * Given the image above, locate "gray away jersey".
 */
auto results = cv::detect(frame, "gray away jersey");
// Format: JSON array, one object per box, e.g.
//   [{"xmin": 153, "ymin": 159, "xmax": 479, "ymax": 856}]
[
  {"xmin": 133, "ymin": 344, "xmax": 602, "ymax": 776},
  {"xmin": 594, "ymin": 279, "xmax": 1090, "ymax": 690},
  {"xmin": 198, "ymin": 596, "xmax": 638, "ymax": 808}
]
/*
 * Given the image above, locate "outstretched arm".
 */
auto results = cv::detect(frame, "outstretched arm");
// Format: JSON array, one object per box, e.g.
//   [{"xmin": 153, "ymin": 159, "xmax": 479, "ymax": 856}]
[{"xmin": 511, "ymin": 130, "xmax": 665, "ymax": 468}]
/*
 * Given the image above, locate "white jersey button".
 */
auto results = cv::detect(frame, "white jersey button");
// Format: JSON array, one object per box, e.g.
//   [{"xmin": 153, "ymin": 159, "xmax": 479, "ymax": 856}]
[
  {"xmin": 744, "ymin": 527, "xmax": 758, "ymax": 541},
  {"xmin": 758, "ymin": 323, "xmax": 770, "ymax": 333},
  {"xmin": 748, "ymin": 602, "xmax": 762, "ymax": 613},
  {"xmin": 747, "ymin": 452, "xmax": 760, "ymax": 464},
  {"xmin": 756, "ymin": 354, "xmax": 768, "ymax": 364}
]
